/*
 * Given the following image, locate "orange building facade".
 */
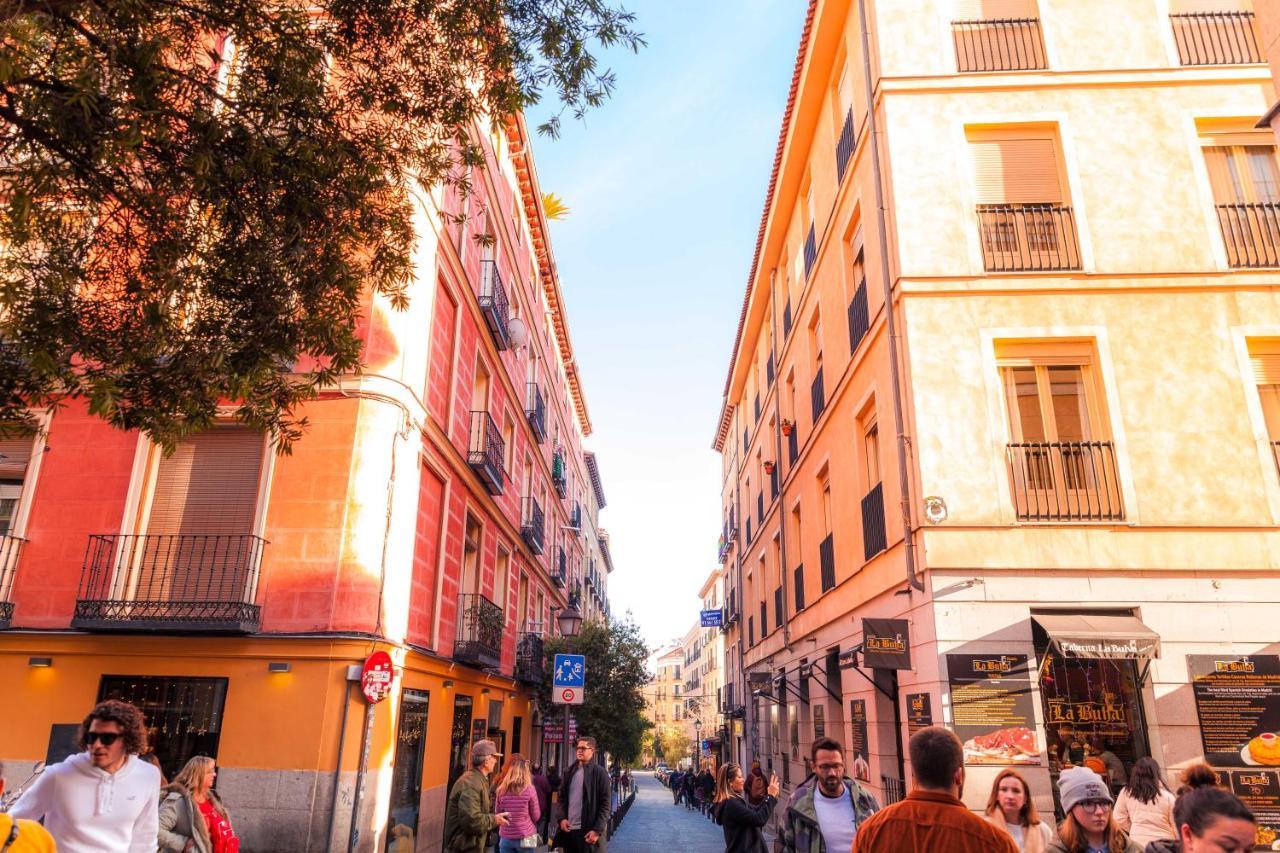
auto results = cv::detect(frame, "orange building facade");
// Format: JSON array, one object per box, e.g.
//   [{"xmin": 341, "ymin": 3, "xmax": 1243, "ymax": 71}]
[
  {"xmin": 716, "ymin": 0, "xmax": 1280, "ymax": 830},
  {"xmin": 0, "ymin": 112, "xmax": 611, "ymax": 851}
]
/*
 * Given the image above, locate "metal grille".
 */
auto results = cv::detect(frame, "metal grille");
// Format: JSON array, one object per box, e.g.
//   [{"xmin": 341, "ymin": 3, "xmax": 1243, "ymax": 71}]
[
  {"xmin": 1007, "ymin": 441, "xmax": 1124, "ymax": 521},
  {"xmin": 881, "ymin": 775, "xmax": 905, "ymax": 805},
  {"xmin": 0, "ymin": 534, "xmax": 24, "ymax": 625},
  {"xmin": 515, "ymin": 632, "xmax": 544, "ymax": 684},
  {"xmin": 803, "ymin": 224, "xmax": 817, "ymax": 278},
  {"xmin": 1216, "ymin": 203, "xmax": 1280, "ymax": 268},
  {"xmin": 525, "ymin": 383, "xmax": 546, "ymax": 443},
  {"xmin": 836, "ymin": 108, "xmax": 855, "ymax": 184},
  {"xmin": 977, "ymin": 204, "xmax": 1081, "ymax": 271},
  {"xmin": 74, "ymin": 533, "xmax": 264, "ymax": 631},
  {"xmin": 861, "ymin": 482, "xmax": 887, "ymax": 559},
  {"xmin": 952, "ymin": 18, "xmax": 1047, "ymax": 72},
  {"xmin": 820, "ymin": 533, "xmax": 836, "ymax": 592},
  {"xmin": 1170, "ymin": 12, "xmax": 1261, "ymax": 66},
  {"xmin": 478, "ymin": 259, "xmax": 511, "ymax": 350},
  {"xmin": 811, "ymin": 367, "xmax": 826, "ymax": 422},
  {"xmin": 793, "ymin": 564, "xmax": 805, "ymax": 612},
  {"xmin": 454, "ymin": 593, "xmax": 502, "ymax": 669},
  {"xmin": 468, "ymin": 411, "xmax": 505, "ymax": 495},
  {"xmin": 848, "ymin": 280, "xmax": 869, "ymax": 355},
  {"xmin": 520, "ymin": 497, "xmax": 544, "ymax": 555}
]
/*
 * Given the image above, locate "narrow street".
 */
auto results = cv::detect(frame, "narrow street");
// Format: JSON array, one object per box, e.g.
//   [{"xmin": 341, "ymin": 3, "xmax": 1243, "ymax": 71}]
[{"xmin": 608, "ymin": 772, "xmax": 725, "ymax": 853}]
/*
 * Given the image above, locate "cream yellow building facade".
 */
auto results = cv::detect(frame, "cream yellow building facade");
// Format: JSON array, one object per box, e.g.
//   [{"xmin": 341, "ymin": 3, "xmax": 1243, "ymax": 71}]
[{"xmin": 715, "ymin": 0, "xmax": 1280, "ymax": 825}]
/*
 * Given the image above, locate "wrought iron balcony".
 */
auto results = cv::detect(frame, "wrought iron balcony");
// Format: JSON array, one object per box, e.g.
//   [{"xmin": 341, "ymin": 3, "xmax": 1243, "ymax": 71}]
[
  {"xmin": 952, "ymin": 18, "xmax": 1047, "ymax": 72},
  {"xmin": 977, "ymin": 204, "xmax": 1081, "ymax": 272},
  {"xmin": 570, "ymin": 501, "xmax": 583, "ymax": 532},
  {"xmin": 72, "ymin": 533, "xmax": 265, "ymax": 632},
  {"xmin": 1007, "ymin": 441, "xmax": 1124, "ymax": 521},
  {"xmin": 521, "ymin": 497, "xmax": 544, "ymax": 555},
  {"xmin": 554, "ymin": 547, "xmax": 567, "ymax": 587},
  {"xmin": 1171, "ymin": 12, "xmax": 1261, "ymax": 65},
  {"xmin": 848, "ymin": 281, "xmax": 869, "ymax": 355},
  {"xmin": 861, "ymin": 482, "xmax": 887, "ymax": 559},
  {"xmin": 0, "ymin": 534, "xmax": 25, "ymax": 628},
  {"xmin": 468, "ymin": 410, "xmax": 505, "ymax": 495},
  {"xmin": 478, "ymin": 259, "xmax": 511, "ymax": 350},
  {"xmin": 454, "ymin": 593, "xmax": 503, "ymax": 669},
  {"xmin": 515, "ymin": 631, "xmax": 545, "ymax": 684},
  {"xmin": 552, "ymin": 448, "xmax": 568, "ymax": 498},
  {"xmin": 793, "ymin": 564, "xmax": 805, "ymax": 612},
  {"xmin": 811, "ymin": 367, "xmax": 826, "ymax": 422},
  {"xmin": 836, "ymin": 108, "xmax": 855, "ymax": 184},
  {"xmin": 525, "ymin": 382, "xmax": 547, "ymax": 443},
  {"xmin": 1216, "ymin": 203, "xmax": 1280, "ymax": 268},
  {"xmin": 803, "ymin": 224, "xmax": 817, "ymax": 278},
  {"xmin": 820, "ymin": 533, "xmax": 836, "ymax": 592}
]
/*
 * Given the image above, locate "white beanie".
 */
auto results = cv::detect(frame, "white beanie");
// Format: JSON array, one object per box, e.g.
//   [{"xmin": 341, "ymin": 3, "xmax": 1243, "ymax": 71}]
[{"xmin": 1057, "ymin": 766, "xmax": 1112, "ymax": 813}]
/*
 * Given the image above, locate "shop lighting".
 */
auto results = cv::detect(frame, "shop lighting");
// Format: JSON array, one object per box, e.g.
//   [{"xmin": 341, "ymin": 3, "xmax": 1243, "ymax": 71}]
[
  {"xmin": 267, "ymin": 662, "xmax": 291, "ymax": 674},
  {"xmin": 443, "ymin": 680, "xmax": 454, "ymax": 688},
  {"xmin": 28, "ymin": 657, "xmax": 52, "ymax": 668}
]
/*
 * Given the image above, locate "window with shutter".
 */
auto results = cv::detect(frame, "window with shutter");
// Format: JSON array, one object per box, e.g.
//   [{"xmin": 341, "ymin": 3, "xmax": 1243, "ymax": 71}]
[
  {"xmin": 146, "ymin": 426, "xmax": 265, "ymax": 535},
  {"xmin": 952, "ymin": 0, "xmax": 1046, "ymax": 72},
  {"xmin": 0, "ymin": 433, "xmax": 35, "ymax": 536},
  {"xmin": 1202, "ymin": 129, "xmax": 1280, "ymax": 266},
  {"xmin": 1249, "ymin": 341, "xmax": 1280, "ymax": 442}
]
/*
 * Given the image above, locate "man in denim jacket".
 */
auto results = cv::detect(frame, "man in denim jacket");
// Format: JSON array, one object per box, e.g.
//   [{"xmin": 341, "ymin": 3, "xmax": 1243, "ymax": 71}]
[{"xmin": 780, "ymin": 737, "xmax": 880, "ymax": 853}]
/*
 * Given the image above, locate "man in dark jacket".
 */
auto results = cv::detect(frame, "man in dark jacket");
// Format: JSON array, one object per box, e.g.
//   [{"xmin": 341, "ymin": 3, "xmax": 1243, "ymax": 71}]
[
  {"xmin": 557, "ymin": 736, "xmax": 610, "ymax": 852},
  {"xmin": 530, "ymin": 764, "xmax": 553, "ymax": 843},
  {"xmin": 442, "ymin": 739, "xmax": 509, "ymax": 853}
]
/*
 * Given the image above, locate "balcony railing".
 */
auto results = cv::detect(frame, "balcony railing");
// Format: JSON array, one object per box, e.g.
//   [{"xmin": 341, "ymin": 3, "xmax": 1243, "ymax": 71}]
[
  {"xmin": 521, "ymin": 497, "xmax": 544, "ymax": 555},
  {"xmin": 72, "ymin": 533, "xmax": 265, "ymax": 632},
  {"xmin": 848, "ymin": 280, "xmax": 869, "ymax": 355},
  {"xmin": 978, "ymin": 204, "xmax": 1081, "ymax": 272},
  {"xmin": 1216, "ymin": 203, "xmax": 1280, "ymax": 268},
  {"xmin": 1171, "ymin": 12, "xmax": 1261, "ymax": 66},
  {"xmin": 820, "ymin": 533, "xmax": 836, "ymax": 592},
  {"xmin": 454, "ymin": 593, "xmax": 503, "ymax": 669},
  {"xmin": 554, "ymin": 547, "xmax": 567, "ymax": 586},
  {"xmin": 1007, "ymin": 441, "xmax": 1124, "ymax": 521},
  {"xmin": 525, "ymin": 382, "xmax": 547, "ymax": 443},
  {"xmin": 793, "ymin": 564, "xmax": 805, "ymax": 612},
  {"xmin": 952, "ymin": 18, "xmax": 1047, "ymax": 72},
  {"xmin": 0, "ymin": 534, "xmax": 25, "ymax": 627},
  {"xmin": 811, "ymin": 367, "xmax": 826, "ymax": 422},
  {"xmin": 861, "ymin": 482, "xmax": 887, "ymax": 559},
  {"xmin": 552, "ymin": 449, "xmax": 568, "ymax": 498},
  {"xmin": 515, "ymin": 631, "xmax": 545, "ymax": 684},
  {"xmin": 478, "ymin": 259, "xmax": 511, "ymax": 350},
  {"xmin": 836, "ymin": 108, "xmax": 855, "ymax": 184},
  {"xmin": 570, "ymin": 501, "xmax": 583, "ymax": 531},
  {"xmin": 468, "ymin": 410, "xmax": 505, "ymax": 495},
  {"xmin": 803, "ymin": 224, "xmax": 817, "ymax": 278}
]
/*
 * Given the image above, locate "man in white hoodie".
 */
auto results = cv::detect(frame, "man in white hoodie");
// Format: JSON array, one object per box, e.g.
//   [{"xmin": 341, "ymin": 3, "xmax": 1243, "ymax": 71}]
[{"xmin": 11, "ymin": 699, "xmax": 161, "ymax": 852}]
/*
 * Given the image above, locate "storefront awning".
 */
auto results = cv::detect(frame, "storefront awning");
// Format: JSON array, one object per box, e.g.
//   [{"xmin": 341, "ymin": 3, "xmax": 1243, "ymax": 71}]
[{"xmin": 1033, "ymin": 613, "xmax": 1161, "ymax": 660}]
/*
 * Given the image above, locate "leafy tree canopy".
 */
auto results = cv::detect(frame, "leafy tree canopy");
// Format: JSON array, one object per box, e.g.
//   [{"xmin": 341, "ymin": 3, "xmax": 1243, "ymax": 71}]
[
  {"xmin": 0, "ymin": 0, "xmax": 641, "ymax": 450},
  {"xmin": 542, "ymin": 615, "xmax": 650, "ymax": 765}
]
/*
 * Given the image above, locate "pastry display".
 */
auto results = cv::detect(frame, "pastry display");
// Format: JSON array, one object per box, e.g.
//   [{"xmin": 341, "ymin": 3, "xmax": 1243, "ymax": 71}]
[{"xmin": 1247, "ymin": 732, "xmax": 1280, "ymax": 766}]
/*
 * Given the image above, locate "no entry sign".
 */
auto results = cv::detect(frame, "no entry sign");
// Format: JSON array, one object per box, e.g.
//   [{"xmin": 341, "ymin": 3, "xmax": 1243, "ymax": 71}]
[{"xmin": 361, "ymin": 651, "xmax": 395, "ymax": 703}]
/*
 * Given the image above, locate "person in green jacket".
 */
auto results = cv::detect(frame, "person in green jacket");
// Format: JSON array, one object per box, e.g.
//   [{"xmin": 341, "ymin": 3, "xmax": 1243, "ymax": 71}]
[{"xmin": 443, "ymin": 739, "xmax": 510, "ymax": 853}]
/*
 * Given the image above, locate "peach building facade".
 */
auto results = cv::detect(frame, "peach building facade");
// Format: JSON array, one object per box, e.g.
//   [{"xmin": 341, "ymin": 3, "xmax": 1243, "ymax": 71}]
[
  {"xmin": 0, "ymin": 109, "xmax": 609, "ymax": 851},
  {"xmin": 715, "ymin": 0, "xmax": 1280, "ymax": 827}
]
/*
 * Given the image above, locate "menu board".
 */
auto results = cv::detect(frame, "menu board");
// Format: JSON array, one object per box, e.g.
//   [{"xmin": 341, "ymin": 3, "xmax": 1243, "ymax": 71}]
[
  {"xmin": 1225, "ymin": 769, "xmax": 1280, "ymax": 850},
  {"xmin": 906, "ymin": 693, "xmax": 932, "ymax": 735},
  {"xmin": 1188, "ymin": 655, "xmax": 1280, "ymax": 768},
  {"xmin": 947, "ymin": 654, "xmax": 1040, "ymax": 766},
  {"xmin": 813, "ymin": 704, "xmax": 826, "ymax": 740},
  {"xmin": 850, "ymin": 699, "xmax": 870, "ymax": 781}
]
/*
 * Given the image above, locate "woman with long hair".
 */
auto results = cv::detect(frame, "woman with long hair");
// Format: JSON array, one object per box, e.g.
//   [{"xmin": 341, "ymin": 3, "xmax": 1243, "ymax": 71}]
[
  {"xmin": 712, "ymin": 762, "xmax": 779, "ymax": 853},
  {"xmin": 158, "ymin": 756, "xmax": 239, "ymax": 853},
  {"xmin": 1047, "ymin": 767, "xmax": 1143, "ymax": 853},
  {"xmin": 1175, "ymin": 763, "xmax": 1218, "ymax": 796},
  {"xmin": 492, "ymin": 754, "xmax": 540, "ymax": 852},
  {"xmin": 984, "ymin": 768, "xmax": 1054, "ymax": 852},
  {"xmin": 1114, "ymin": 757, "xmax": 1176, "ymax": 847}
]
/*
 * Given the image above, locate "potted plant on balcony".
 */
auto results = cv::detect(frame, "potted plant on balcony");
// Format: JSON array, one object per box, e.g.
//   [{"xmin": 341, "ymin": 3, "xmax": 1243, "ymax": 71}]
[
  {"xmin": 763, "ymin": 460, "xmax": 775, "ymax": 475},
  {"xmin": 781, "ymin": 420, "xmax": 794, "ymax": 436}
]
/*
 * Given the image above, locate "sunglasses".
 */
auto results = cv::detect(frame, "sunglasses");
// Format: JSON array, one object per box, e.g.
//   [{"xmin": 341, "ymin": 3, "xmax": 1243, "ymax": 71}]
[{"xmin": 86, "ymin": 732, "xmax": 121, "ymax": 746}]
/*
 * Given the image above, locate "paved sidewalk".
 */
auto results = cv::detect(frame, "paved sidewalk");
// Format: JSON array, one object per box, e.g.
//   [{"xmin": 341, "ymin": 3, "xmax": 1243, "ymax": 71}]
[{"xmin": 608, "ymin": 771, "xmax": 724, "ymax": 853}]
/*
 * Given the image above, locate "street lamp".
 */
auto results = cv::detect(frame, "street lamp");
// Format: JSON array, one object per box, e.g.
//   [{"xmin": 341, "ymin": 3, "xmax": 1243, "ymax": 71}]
[
  {"xmin": 694, "ymin": 718, "xmax": 702, "ymax": 769},
  {"xmin": 557, "ymin": 604, "xmax": 583, "ymax": 776}
]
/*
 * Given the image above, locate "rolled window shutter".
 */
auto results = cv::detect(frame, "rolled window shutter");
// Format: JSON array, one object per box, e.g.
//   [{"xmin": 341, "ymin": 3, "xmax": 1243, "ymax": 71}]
[
  {"xmin": 1169, "ymin": 0, "xmax": 1252, "ymax": 12},
  {"xmin": 971, "ymin": 138, "xmax": 1062, "ymax": 204},
  {"xmin": 0, "ymin": 435, "xmax": 34, "ymax": 481},
  {"xmin": 954, "ymin": 0, "xmax": 1037, "ymax": 17},
  {"xmin": 1251, "ymin": 352, "xmax": 1280, "ymax": 384},
  {"xmin": 147, "ymin": 426, "xmax": 264, "ymax": 535}
]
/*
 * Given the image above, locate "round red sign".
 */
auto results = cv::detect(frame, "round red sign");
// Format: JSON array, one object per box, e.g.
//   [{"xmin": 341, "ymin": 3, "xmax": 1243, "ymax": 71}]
[{"xmin": 361, "ymin": 651, "xmax": 395, "ymax": 704}]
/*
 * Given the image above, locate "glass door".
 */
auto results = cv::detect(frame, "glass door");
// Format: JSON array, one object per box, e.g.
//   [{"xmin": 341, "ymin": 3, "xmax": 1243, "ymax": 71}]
[{"xmin": 386, "ymin": 690, "xmax": 429, "ymax": 851}]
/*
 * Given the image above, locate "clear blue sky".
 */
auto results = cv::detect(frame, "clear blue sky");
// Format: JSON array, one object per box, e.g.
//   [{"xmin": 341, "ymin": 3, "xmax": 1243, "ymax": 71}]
[{"xmin": 527, "ymin": 0, "xmax": 803, "ymax": 649}]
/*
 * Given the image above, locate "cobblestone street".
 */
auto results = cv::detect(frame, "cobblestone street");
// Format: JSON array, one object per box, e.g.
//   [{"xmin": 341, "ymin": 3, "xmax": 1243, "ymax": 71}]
[{"xmin": 608, "ymin": 772, "xmax": 726, "ymax": 853}]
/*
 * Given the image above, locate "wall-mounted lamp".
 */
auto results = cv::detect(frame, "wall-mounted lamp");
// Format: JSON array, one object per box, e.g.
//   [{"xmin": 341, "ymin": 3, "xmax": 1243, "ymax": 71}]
[
  {"xmin": 508, "ymin": 691, "xmax": 518, "ymax": 700},
  {"xmin": 28, "ymin": 656, "xmax": 52, "ymax": 668},
  {"xmin": 480, "ymin": 688, "xmax": 490, "ymax": 695},
  {"xmin": 443, "ymin": 679, "xmax": 454, "ymax": 689},
  {"xmin": 267, "ymin": 662, "xmax": 291, "ymax": 674}
]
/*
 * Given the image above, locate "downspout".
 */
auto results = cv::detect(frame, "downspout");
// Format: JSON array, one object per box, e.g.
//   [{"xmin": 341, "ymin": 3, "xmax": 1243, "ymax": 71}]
[
  {"xmin": 858, "ymin": 0, "xmax": 925, "ymax": 592},
  {"xmin": 768, "ymin": 270, "xmax": 792, "ymax": 645}
]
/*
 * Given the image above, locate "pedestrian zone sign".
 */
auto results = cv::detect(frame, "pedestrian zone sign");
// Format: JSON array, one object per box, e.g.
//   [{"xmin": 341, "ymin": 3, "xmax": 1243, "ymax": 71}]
[{"xmin": 553, "ymin": 653, "xmax": 586, "ymax": 705}]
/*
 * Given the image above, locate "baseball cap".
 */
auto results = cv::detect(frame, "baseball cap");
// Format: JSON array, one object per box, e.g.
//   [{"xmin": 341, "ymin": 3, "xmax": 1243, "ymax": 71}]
[{"xmin": 471, "ymin": 739, "xmax": 502, "ymax": 760}]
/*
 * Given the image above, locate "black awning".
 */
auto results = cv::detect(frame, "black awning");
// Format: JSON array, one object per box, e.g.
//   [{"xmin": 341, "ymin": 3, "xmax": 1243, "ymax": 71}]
[{"xmin": 1033, "ymin": 613, "xmax": 1161, "ymax": 660}]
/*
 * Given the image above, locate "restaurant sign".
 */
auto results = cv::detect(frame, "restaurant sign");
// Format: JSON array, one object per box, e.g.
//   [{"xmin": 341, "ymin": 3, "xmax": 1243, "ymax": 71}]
[
  {"xmin": 1055, "ymin": 637, "xmax": 1158, "ymax": 659},
  {"xmin": 862, "ymin": 618, "xmax": 912, "ymax": 670}
]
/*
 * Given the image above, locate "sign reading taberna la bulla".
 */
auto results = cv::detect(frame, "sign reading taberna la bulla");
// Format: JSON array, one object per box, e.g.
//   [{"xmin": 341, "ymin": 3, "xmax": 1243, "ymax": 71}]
[
  {"xmin": 700, "ymin": 609, "xmax": 724, "ymax": 628},
  {"xmin": 553, "ymin": 653, "xmax": 586, "ymax": 705}
]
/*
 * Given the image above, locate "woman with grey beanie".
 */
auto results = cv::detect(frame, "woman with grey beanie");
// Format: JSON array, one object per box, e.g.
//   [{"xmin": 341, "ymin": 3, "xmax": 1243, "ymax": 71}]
[{"xmin": 1047, "ymin": 766, "xmax": 1143, "ymax": 853}]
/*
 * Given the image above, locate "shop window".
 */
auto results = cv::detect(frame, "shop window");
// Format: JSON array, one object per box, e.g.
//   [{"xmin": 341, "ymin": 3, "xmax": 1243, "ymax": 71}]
[
  {"xmin": 98, "ymin": 675, "xmax": 228, "ymax": 780},
  {"xmin": 447, "ymin": 695, "xmax": 474, "ymax": 792},
  {"xmin": 387, "ymin": 689, "xmax": 430, "ymax": 849}
]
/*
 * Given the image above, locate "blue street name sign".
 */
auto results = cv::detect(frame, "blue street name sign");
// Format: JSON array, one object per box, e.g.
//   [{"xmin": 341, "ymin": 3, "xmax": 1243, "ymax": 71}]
[
  {"xmin": 700, "ymin": 609, "xmax": 724, "ymax": 628},
  {"xmin": 552, "ymin": 654, "xmax": 586, "ymax": 688}
]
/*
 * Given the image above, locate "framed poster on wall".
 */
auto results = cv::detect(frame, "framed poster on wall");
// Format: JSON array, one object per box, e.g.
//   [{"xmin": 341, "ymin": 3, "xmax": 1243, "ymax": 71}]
[{"xmin": 947, "ymin": 654, "xmax": 1040, "ymax": 765}]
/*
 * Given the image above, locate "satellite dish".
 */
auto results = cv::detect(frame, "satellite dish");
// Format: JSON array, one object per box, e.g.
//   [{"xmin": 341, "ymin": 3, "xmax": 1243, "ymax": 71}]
[{"xmin": 508, "ymin": 316, "xmax": 529, "ymax": 349}]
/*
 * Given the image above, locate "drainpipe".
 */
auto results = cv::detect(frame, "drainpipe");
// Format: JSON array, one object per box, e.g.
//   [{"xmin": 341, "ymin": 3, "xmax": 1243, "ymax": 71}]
[
  {"xmin": 325, "ymin": 677, "xmax": 356, "ymax": 852},
  {"xmin": 768, "ymin": 269, "xmax": 793, "ymax": 645},
  {"xmin": 858, "ymin": 0, "xmax": 925, "ymax": 593}
]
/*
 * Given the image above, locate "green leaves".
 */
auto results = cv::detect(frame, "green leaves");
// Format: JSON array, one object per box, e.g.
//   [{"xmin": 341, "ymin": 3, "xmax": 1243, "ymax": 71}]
[{"xmin": 0, "ymin": 0, "xmax": 641, "ymax": 451}]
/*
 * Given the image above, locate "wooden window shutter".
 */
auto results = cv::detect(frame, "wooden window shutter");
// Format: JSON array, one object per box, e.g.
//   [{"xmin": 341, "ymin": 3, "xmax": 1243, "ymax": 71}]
[
  {"xmin": 146, "ymin": 426, "xmax": 265, "ymax": 535},
  {"xmin": 1250, "ymin": 352, "xmax": 1280, "ymax": 384},
  {"xmin": 0, "ymin": 435, "xmax": 35, "ymax": 482},
  {"xmin": 971, "ymin": 137, "xmax": 1062, "ymax": 204}
]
